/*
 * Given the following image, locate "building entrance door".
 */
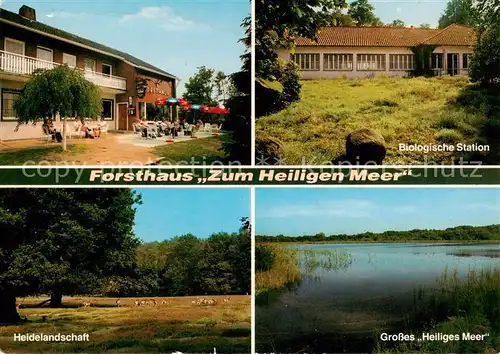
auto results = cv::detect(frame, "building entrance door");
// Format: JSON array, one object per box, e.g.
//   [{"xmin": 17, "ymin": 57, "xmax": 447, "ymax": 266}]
[{"xmin": 118, "ymin": 104, "xmax": 128, "ymax": 130}]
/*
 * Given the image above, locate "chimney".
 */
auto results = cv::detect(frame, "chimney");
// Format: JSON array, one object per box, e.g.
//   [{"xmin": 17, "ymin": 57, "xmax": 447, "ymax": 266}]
[{"xmin": 19, "ymin": 5, "xmax": 36, "ymax": 21}]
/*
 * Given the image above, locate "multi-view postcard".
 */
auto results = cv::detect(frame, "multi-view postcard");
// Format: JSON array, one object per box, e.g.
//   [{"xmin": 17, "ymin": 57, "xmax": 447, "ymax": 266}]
[
  {"xmin": 254, "ymin": 0, "xmax": 500, "ymax": 165},
  {"xmin": 255, "ymin": 188, "xmax": 500, "ymax": 353},
  {"xmin": 0, "ymin": 188, "xmax": 251, "ymax": 353},
  {"xmin": 0, "ymin": 1, "xmax": 250, "ymax": 165}
]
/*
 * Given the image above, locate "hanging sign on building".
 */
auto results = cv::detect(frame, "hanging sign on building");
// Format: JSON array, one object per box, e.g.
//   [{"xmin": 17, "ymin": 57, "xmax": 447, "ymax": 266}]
[{"xmin": 136, "ymin": 78, "xmax": 149, "ymax": 99}]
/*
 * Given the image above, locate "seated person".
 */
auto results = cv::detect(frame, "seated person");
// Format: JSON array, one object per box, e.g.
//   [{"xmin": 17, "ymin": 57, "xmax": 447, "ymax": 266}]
[
  {"xmin": 133, "ymin": 118, "xmax": 148, "ymax": 137},
  {"xmin": 43, "ymin": 119, "xmax": 62, "ymax": 143}
]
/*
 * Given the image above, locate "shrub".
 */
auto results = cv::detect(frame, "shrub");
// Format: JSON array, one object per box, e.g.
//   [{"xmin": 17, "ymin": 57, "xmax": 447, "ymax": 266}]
[
  {"xmin": 255, "ymin": 244, "xmax": 274, "ymax": 272},
  {"xmin": 470, "ymin": 24, "xmax": 500, "ymax": 85}
]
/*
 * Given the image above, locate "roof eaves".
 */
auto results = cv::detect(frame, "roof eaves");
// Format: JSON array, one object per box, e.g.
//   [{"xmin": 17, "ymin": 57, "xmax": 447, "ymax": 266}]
[{"xmin": 0, "ymin": 15, "xmax": 179, "ymax": 81}]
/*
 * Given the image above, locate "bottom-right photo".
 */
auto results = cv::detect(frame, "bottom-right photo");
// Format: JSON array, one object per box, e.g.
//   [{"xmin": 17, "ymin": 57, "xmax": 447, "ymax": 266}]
[{"xmin": 254, "ymin": 188, "xmax": 500, "ymax": 354}]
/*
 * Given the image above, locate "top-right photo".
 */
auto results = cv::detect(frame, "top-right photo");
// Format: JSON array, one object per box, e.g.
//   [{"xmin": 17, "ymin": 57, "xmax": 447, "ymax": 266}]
[{"xmin": 255, "ymin": 0, "xmax": 499, "ymax": 165}]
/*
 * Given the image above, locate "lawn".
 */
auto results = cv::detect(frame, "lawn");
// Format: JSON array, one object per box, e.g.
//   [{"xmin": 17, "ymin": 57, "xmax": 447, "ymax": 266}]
[
  {"xmin": 154, "ymin": 135, "xmax": 226, "ymax": 165},
  {"xmin": 0, "ymin": 144, "xmax": 88, "ymax": 165},
  {"xmin": 0, "ymin": 295, "xmax": 250, "ymax": 353},
  {"xmin": 256, "ymin": 76, "xmax": 500, "ymax": 165}
]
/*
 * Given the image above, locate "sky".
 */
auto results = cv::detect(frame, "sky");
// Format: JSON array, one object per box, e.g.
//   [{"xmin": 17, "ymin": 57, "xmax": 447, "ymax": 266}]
[
  {"xmin": 256, "ymin": 188, "xmax": 500, "ymax": 236},
  {"xmin": 360, "ymin": 0, "xmax": 450, "ymax": 27},
  {"xmin": 133, "ymin": 188, "xmax": 250, "ymax": 242},
  {"xmin": 1, "ymin": 0, "xmax": 249, "ymax": 95}
]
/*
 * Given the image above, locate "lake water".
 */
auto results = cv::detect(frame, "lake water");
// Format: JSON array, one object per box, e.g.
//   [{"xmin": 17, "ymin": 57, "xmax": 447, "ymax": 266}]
[{"xmin": 255, "ymin": 242, "xmax": 500, "ymax": 353}]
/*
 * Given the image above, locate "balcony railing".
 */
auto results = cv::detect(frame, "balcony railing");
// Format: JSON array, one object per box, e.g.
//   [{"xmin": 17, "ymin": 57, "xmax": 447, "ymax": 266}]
[{"xmin": 0, "ymin": 50, "xmax": 126, "ymax": 91}]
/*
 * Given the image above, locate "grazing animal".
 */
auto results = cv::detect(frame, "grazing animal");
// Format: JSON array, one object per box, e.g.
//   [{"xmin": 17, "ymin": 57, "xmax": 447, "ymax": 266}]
[
  {"xmin": 153, "ymin": 300, "xmax": 157, "ymax": 306},
  {"xmin": 134, "ymin": 300, "xmax": 140, "ymax": 307},
  {"xmin": 191, "ymin": 300, "xmax": 196, "ymax": 305},
  {"xmin": 140, "ymin": 300, "xmax": 146, "ymax": 306},
  {"xmin": 161, "ymin": 300, "xmax": 168, "ymax": 305},
  {"xmin": 116, "ymin": 299, "xmax": 120, "ymax": 307},
  {"xmin": 82, "ymin": 301, "xmax": 91, "ymax": 308},
  {"xmin": 15, "ymin": 304, "xmax": 20, "ymax": 311}
]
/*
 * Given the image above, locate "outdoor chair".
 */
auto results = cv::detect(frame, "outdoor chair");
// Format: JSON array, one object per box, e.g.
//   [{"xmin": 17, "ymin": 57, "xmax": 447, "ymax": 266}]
[
  {"xmin": 98, "ymin": 122, "xmax": 108, "ymax": 135},
  {"xmin": 211, "ymin": 124, "xmax": 220, "ymax": 132},
  {"xmin": 203, "ymin": 123, "xmax": 211, "ymax": 132},
  {"xmin": 68, "ymin": 122, "xmax": 85, "ymax": 139},
  {"xmin": 41, "ymin": 127, "xmax": 52, "ymax": 144}
]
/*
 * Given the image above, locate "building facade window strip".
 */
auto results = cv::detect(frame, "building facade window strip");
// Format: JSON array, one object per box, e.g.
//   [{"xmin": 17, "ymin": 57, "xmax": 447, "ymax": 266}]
[
  {"xmin": 323, "ymin": 54, "xmax": 353, "ymax": 71},
  {"xmin": 431, "ymin": 53, "xmax": 444, "ymax": 69},
  {"xmin": 292, "ymin": 53, "xmax": 320, "ymax": 71},
  {"xmin": 357, "ymin": 54, "xmax": 386, "ymax": 71},
  {"xmin": 389, "ymin": 54, "xmax": 415, "ymax": 70},
  {"xmin": 1, "ymin": 89, "xmax": 21, "ymax": 121}
]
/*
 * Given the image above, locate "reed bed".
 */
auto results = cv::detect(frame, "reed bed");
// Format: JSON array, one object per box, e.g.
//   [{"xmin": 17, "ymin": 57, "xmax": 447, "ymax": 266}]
[
  {"xmin": 255, "ymin": 245, "xmax": 353, "ymax": 293},
  {"xmin": 378, "ymin": 266, "xmax": 500, "ymax": 353}
]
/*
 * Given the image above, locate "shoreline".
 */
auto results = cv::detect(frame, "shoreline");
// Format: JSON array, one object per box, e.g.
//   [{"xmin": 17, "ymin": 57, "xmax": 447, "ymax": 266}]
[{"xmin": 257, "ymin": 240, "xmax": 500, "ymax": 245}]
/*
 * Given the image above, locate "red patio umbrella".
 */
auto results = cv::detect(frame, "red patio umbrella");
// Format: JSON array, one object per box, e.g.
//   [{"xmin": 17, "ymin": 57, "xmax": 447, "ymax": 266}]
[{"xmin": 211, "ymin": 107, "xmax": 230, "ymax": 114}]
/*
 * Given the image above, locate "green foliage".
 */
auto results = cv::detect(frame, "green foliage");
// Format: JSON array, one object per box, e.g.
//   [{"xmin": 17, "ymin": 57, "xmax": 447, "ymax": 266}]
[
  {"xmin": 221, "ymin": 15, "xmax": 251, "ymax": 164},
  {"xmin": 255, "ymin": 245, "xmax": 274, "ymax": 271},
  {"xmin": 255, "ymin": 0, "xmax": 348, "ymax": 117},
  {"xmin": 410, "ymin": 44, "xmax": 438, "ymax": 77},
  {"xmin": 438, "ymin": 0, "xmax": 475, "ymax": 28},
  {"xmin": 419, "ymin": 23, "xmax": 432, "ymax": 28},
  {"xmin": 183, "ymin": 66, "xmax": 223, "ymax": 106},
  {"xmin": 470, "ymin": 24, "xmax": 500, "ymax": 85},
  {"xmin": 348, "ymin": 0, "xmax": 382, "ymax": 26},
  {"xmin": 0, "ymin": 189, "xmax": 140, "ymax": 320},
  {"xmin": 13, "ymin": 65, "xmax": 101, "ymax": 123},
  {"xmin": 256, "ymin": 60, "xmax": 302, "ymax": 117},
  {"xmin": 256, "ymin": 224, "xmax": 500, "ymax": 243},
  {"xmin": 390, "ymin": 19, "xmax": 405, "ymax": 27},
  {"xmin": 104, "ymin": 218, "xmax": 252, "ymax": 298}
]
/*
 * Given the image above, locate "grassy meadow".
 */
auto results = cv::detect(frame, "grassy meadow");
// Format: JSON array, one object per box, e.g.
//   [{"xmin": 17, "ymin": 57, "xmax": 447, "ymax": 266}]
[
  {"xmin": 0, "ymin": 295, "xmax": 250, "ymax": 353},
  {"xmin": 256, "ymin": 76, "xmax": 500, "ymax": 164}
]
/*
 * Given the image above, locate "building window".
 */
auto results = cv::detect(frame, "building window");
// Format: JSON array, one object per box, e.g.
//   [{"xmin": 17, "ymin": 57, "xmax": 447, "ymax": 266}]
[
  {"xmin": 84, "ymin": 58, "xmax": 96, "ymax": 72},
  {"xmin": 1, "ymin": 89, "xmax": 21, "ymax": 121},
  {"xmin": 101, "ymin": 99, "xmax": 114, "ymax": 121},
  {"xmin": 36, "ymin": 46, "xmax": 53, "ymax": 62},
  {"xmin": 463, "ymin": 53, "xmax": 472, "ymax": 69},
  {"xmin": 356, "ymin": 54, "xmax": 386, "ymax": 71},
  {"xmin": 431, "ymin": 53, "xmax": 443, "ymax": 69},
  {"xmin": 4, "ymin": 38, "xmax": 25, "ymax": 56},
  {"xmin": 102, "ymin": 64, "xmax": 112, "ymax": 76},
  {"xmin": 389, "ymin": 54, "xmax": 415, "ymax": 70},
  {"xmin": 323, "ymin": 54, "xmax": 353, "ymax": 71},
  {"xmin": 62, "ymin": 53, "xmax": 77, "ymax": 67},
  {"xmin": 292, "ymin": 53, "xmax": 320, "ymax": 71}
]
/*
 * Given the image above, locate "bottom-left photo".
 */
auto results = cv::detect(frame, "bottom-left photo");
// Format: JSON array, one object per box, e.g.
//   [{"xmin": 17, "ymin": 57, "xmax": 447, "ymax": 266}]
[{"xmin": 0, "ymin": 188, "xmax": 251, "ymax": 354}]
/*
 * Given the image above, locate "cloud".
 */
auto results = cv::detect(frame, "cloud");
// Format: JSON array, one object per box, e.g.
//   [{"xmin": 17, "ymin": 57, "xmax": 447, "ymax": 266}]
[
  {"xmin": 260, "ymin": 199, "xmax": 375, "ymax": 219},
  {"xmin": 464, "ymin": 203, "xmax": 499, "ymax": 211},
  {"xmin": 119, "ymin": 6, "xmax": 200, "ymax": 31},
  {"xmin": 45, "ymin": 11, "xmax": 84, "ymax": 19}
]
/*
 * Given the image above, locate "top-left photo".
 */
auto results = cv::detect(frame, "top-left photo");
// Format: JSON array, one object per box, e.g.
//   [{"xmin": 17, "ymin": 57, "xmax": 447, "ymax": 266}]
[{"xmin": 0, "ymin": 0, "xmax": 251, "ymax": 166}]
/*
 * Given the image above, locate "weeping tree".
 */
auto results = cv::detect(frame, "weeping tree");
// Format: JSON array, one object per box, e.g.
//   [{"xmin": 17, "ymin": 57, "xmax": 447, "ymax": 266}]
[
  {"xmin": 13, "ymin": 65, "xmax": 102, "ymax": 151},
  {"xmin": 0, "ymin": 189, "xmax": 141, "ymax": 322}
]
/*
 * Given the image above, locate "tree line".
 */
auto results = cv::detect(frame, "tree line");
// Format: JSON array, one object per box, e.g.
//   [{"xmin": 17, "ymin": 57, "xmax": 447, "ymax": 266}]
[
  {"xmin": 0, "ymin": 189, "xmax": 250, "ymax": 323},
  {"xmin": 256, "ymin": 224, "xmax": 500, "ymax": 243}
]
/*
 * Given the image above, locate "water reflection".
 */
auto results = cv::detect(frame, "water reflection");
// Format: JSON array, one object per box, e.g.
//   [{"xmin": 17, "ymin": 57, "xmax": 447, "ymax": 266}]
[{"xmin": 256, "ymin": 242, "xmax": 500, "ymax": 353}]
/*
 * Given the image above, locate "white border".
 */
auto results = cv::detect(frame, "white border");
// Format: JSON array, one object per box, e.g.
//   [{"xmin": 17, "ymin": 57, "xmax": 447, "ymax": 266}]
[
  {"xmin": 250, "ymin": 0, "xmax": 256, "ymax": 166},
  {"xmin": 250, "ymin": 186, "xmax": 256, "ymax": 354}
]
